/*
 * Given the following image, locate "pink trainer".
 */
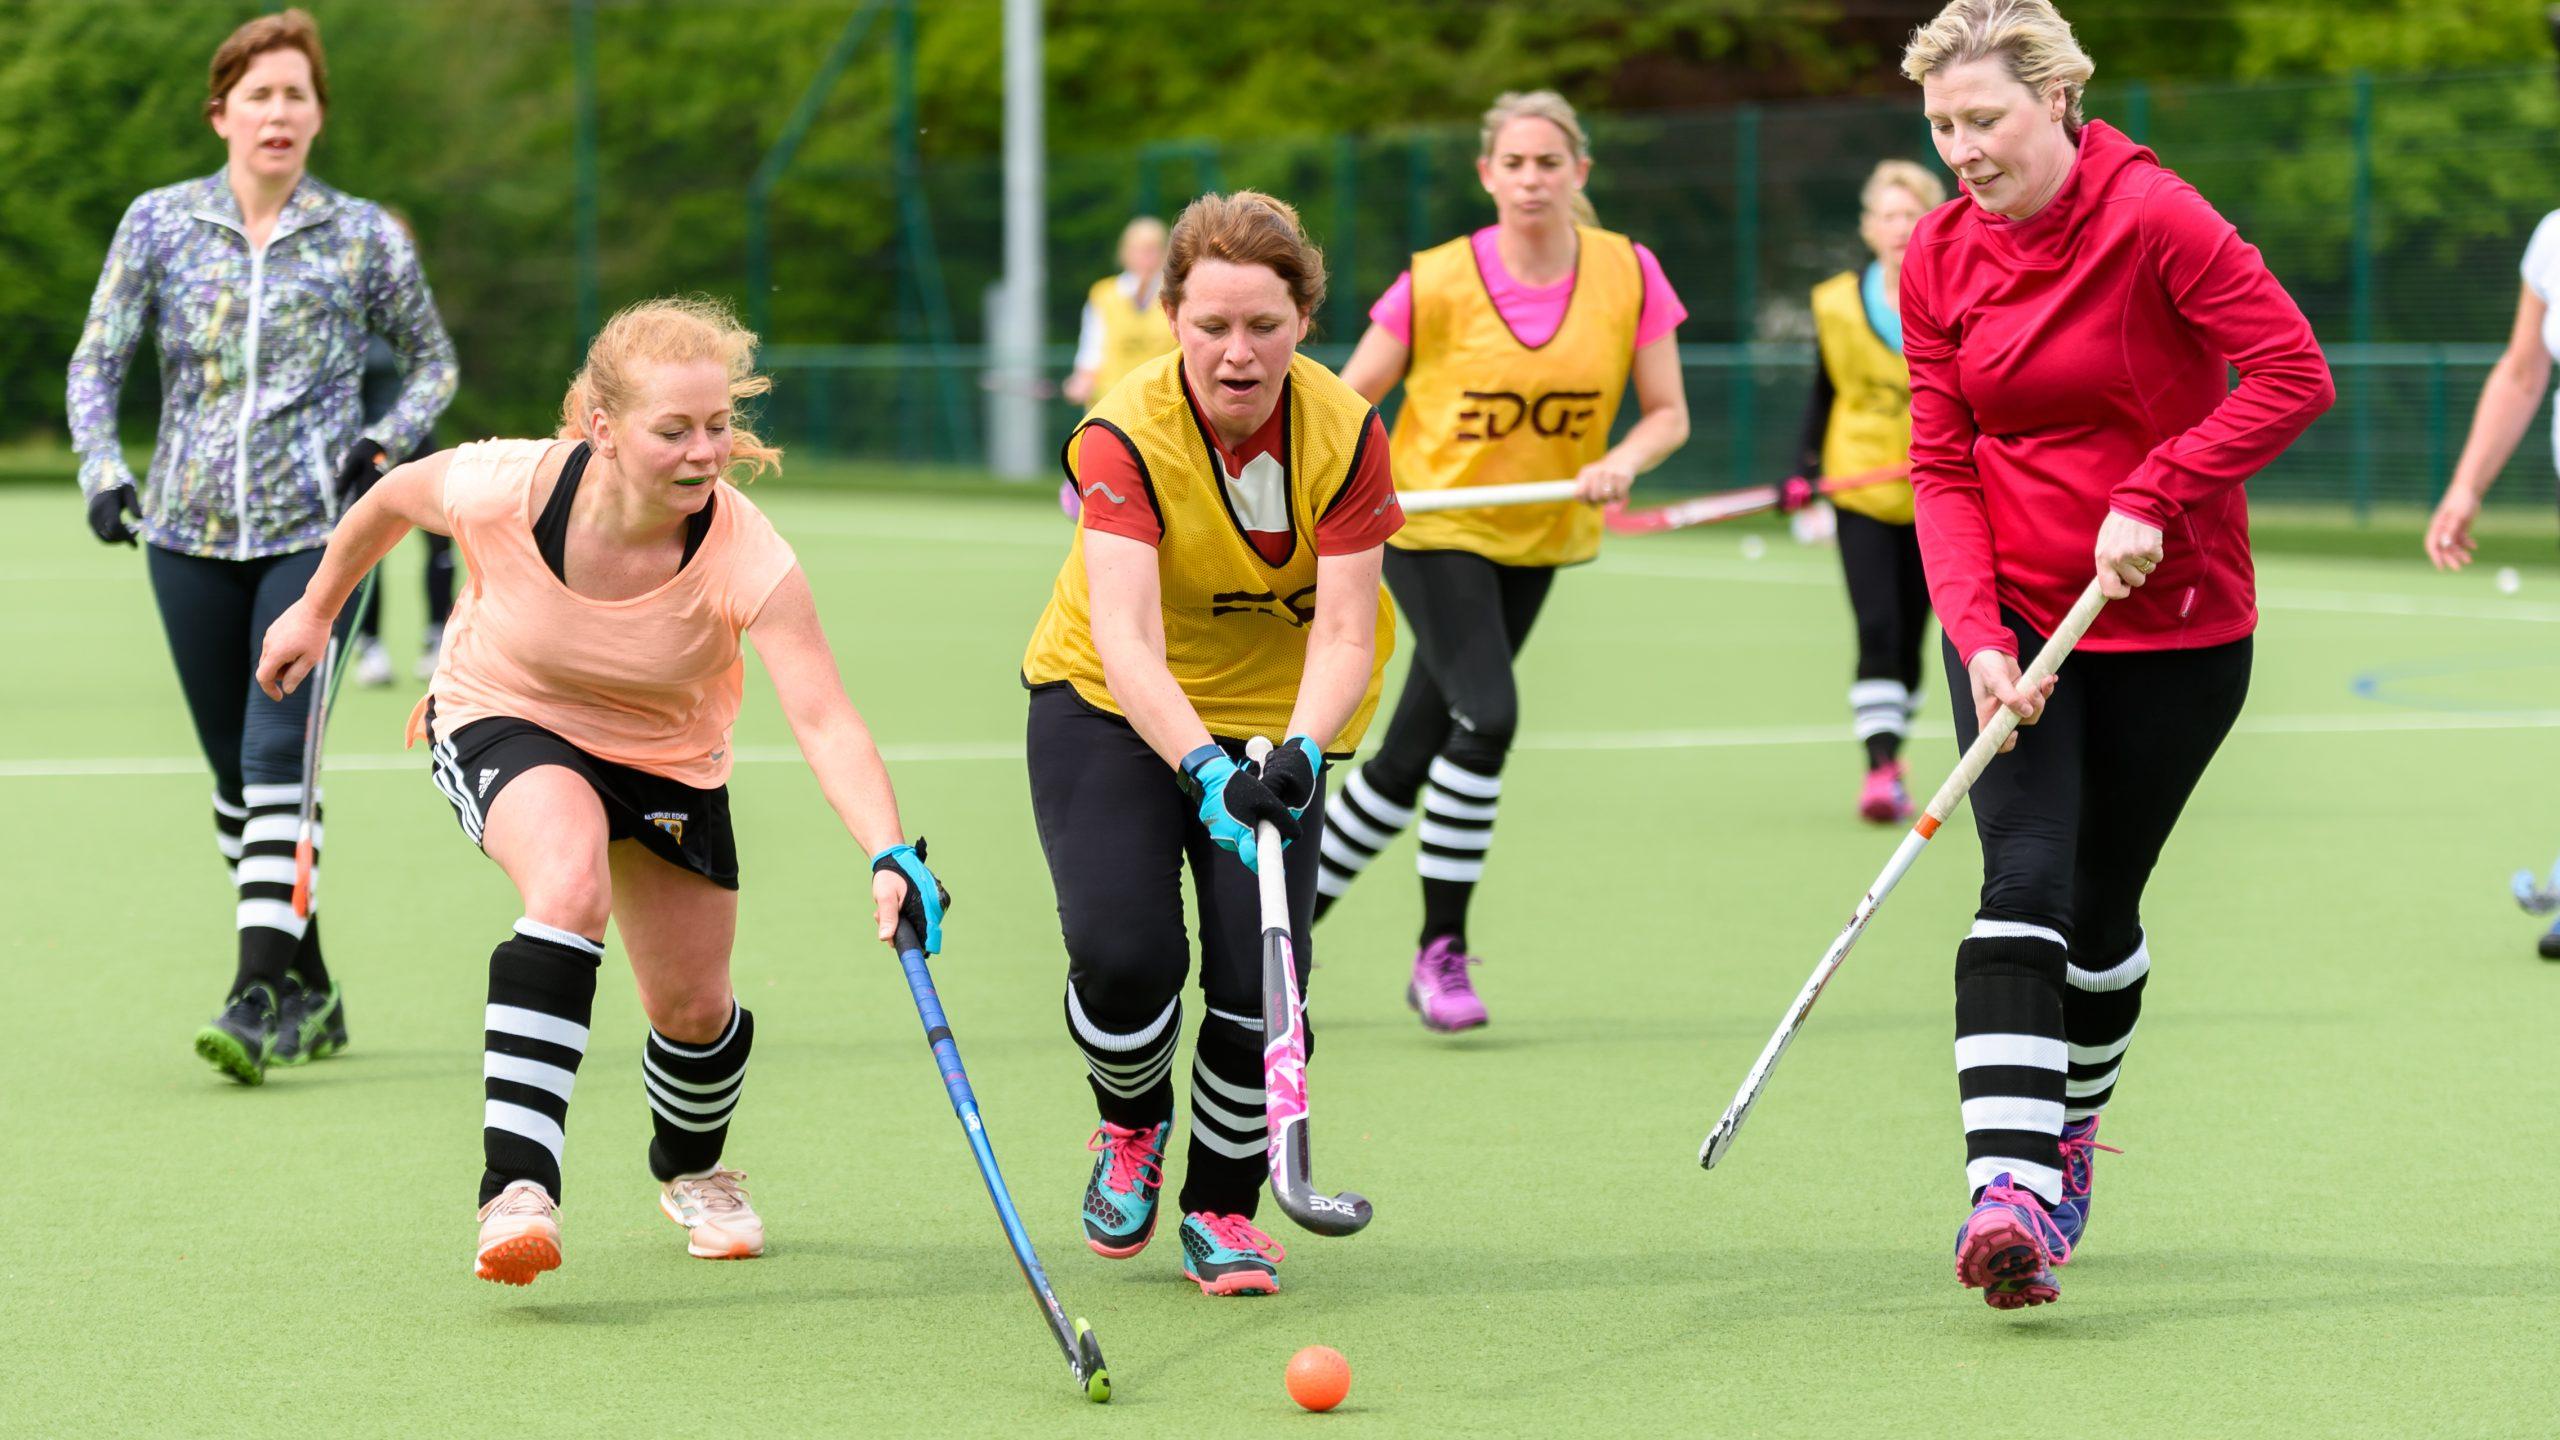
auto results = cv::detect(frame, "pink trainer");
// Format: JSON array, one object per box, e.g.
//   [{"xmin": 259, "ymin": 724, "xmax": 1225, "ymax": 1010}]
[
  {"xmin": 1858, "ymin": 759, "xmax": 1913, "ymax": 824},
  {"xmin": 1407, "ymin": 937, "xmax": 1487, "ymax": 1033}
]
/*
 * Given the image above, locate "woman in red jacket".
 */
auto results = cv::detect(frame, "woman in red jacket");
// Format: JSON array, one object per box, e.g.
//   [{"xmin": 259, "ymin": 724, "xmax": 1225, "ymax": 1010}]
[{"xmin": 1899, "ymin": 0, "xmax": 2332, "ymax": 1311}]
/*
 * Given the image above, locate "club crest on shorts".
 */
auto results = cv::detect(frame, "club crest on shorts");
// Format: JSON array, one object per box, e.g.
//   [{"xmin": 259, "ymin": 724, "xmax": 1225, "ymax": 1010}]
[{"xmin": 646, "ymin": 810, "xmax": 689, "ymax": 844}]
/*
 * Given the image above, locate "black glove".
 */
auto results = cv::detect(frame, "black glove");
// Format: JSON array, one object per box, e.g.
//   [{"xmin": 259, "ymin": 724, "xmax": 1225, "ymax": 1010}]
[
  {"xmin": 334, "ymin": 439, "xmax": 390, "ymax": 510},
  {"xmin": 1256, "ymin": 735, "xmax": 1324, "ymax": 819},
  {"xmin": 86, "ymin": 483, "xmax": 141, "ymax": 546}
]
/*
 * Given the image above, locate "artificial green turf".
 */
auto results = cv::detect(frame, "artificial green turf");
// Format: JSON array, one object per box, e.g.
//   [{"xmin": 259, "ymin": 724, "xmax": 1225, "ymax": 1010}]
[{"xmin": 5, "ymin": 481, "xmax": 2556, "ymax": 1437}]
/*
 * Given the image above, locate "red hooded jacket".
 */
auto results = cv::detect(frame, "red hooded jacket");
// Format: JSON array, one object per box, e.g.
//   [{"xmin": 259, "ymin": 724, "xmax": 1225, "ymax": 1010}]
[{"xmin": 1902, "ymin": 121, "xmax": 2335, "ymax": 661}]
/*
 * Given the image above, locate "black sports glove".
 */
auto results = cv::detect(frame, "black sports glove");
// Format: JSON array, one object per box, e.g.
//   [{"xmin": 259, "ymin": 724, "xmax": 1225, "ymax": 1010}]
[
  {"xmin": 86, "ymin": 483, "xmax": 141, "ymax": 546},
  {"xmin": 871, "ymin": 837, "xmax": 951, "ymax": 955},
  {"xmin": 1256, "ymin": 734, "xmax": 1324, "ymax": 819},
  {"xmin": 334, "ymin": 439, "xmax": 390, "ymax": 510}
]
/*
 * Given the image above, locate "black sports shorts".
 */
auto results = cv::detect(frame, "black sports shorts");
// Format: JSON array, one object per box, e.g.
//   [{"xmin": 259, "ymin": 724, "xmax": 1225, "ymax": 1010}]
[{"xmin": 426, "ymin": 702, "xmax": 739, "ymax": 890}]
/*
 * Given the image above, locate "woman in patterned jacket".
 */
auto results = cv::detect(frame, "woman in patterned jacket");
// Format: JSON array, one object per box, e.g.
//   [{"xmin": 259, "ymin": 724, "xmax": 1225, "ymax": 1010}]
[{"xmin": 66, "ymin": 8, "xmax": 457, "ymax": 1084}]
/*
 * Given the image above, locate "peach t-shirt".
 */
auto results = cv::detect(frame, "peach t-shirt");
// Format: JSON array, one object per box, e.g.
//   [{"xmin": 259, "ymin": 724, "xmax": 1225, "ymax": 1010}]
[{"xmin": 410, "ymin": 438, "xmax": 798, "ymax": 788}]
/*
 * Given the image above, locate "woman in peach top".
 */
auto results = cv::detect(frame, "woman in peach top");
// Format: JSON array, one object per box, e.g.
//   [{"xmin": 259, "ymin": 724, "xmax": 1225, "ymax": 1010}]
[{"xmin": 257, "ymin": 298, "xmax": 943, "ymax": 1287}]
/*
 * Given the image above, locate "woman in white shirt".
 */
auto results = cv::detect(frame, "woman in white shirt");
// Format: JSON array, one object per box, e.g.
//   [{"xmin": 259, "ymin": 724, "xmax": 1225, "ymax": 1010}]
[{"xmin": 2423, "ymin": 211, "xmax": 2560, "ymax": 569}]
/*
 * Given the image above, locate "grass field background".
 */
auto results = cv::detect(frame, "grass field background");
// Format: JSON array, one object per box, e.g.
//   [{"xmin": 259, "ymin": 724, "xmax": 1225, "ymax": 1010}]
[{"xmin": 6, "ymin": 475, "xmax": 2557, "ymax": 1436}]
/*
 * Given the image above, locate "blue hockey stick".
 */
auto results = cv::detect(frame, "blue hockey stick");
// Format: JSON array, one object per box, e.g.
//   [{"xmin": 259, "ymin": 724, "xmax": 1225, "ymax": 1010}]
[{"xmin": 891, "ymin": 911, "xmax": 1110, "ymax": 1403}]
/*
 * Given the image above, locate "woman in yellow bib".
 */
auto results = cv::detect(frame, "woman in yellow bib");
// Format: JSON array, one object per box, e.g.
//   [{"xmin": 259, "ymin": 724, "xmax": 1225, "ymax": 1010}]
[
  {"xmin": 1062, "ymin": 216, "xmax": 1175, "ymax": 409},
  {"xmin": 1318, "ymin": 90, "xmax": 1691, "ymax": 1033},
  {"xmin": 1021, "ymin": 192, "xmax": 1401, "ymax": 1297},
  {"xmin": 1790, "ymin": 159, "xmax": 1945, "ymax": 823}
]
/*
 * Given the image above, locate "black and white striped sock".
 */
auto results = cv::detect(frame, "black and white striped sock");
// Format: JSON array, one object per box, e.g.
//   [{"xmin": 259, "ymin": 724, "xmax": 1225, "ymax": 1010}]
[
  {"xmin": 212, "ymin": 788, "xmax": 247, "ymax": 886},
  {"xmin": 1178, "ymin": 1005, "xmax": 1270, "ymax": 1217},
  {"xmin": 1853, "ymin": 678, "xmax": 1916, "ymax": 767},
  {"xmin": 1953, "ymin": 920, "xmax": 2069, "ymax": 1204},
  {"xmin": 229, "ymin": 783, "xmax": 315, "ymax": 997},
  {"xmin": 482, "ymin": 919, "xmax": 603, "ymax": 1206},
  {"xmin": 644, "ymin": 1002, "xmax": 755, "ymax": 1181},
  {"xmin": 1315, "ymin": 764, "xmax": 1415, "ymax": 905},
  {"xmin": 1065, "ymin": 985, "xmax": 1179, "ymax": 1127},
  {"xmin": 1417, "ymin": 757, "xmax": 1500, "ymax": 943},
  {"xmin": 2064, "ymin": 932, "xmax": 2150, "ymax": 1122}
]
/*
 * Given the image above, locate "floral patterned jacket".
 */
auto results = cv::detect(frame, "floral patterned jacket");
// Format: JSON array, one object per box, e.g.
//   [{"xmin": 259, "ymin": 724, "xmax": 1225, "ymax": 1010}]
[{"xmin": 67, "ymin": 171, "xmax": 458, "ymax": 560}]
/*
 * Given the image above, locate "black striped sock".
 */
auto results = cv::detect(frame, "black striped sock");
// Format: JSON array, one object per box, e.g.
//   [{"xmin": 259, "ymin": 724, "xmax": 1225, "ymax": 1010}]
[
  {"xmin": 1314, "ymin": 764, "xmax": 1415, "ymax": 913},
  {"xmin": 212, "ymin": 789, "xmax": 246, "ymax": 886},
  {"xmin": 644, "ymin": 1003, "xmax": 755, "ymax": 1181},
  {"xmin": 1953, "ymin": 922, "xmax": 2069, "ymax": 1204},
  {"xmin": 2064, "ymin": 932, "xmax": 2150, "ymax": 1121},
  {"xmin": 1065, "ymin": 985, "xmax": 1179, "ymax": 1128},
  {"xmin": 231, "ymin": 783, "xmax": 314, "ymax": 997},
  {"xmin": 1416, "ymin": 756, "xmax": 1499, "ymax": 945},
  {"xmin": 482, "ymin": 919, "xmax": 603, "ymax": 1206},
  {"xmin": 1178, "ymin": 1006, "xmax": 1269, "ymax": 1219}
]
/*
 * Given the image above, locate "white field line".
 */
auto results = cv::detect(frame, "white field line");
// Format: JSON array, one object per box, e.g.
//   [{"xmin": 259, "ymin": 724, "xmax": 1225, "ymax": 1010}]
[{"xmin": 12, "ymin": 708, "xmax": 2560, "ymax": 780}]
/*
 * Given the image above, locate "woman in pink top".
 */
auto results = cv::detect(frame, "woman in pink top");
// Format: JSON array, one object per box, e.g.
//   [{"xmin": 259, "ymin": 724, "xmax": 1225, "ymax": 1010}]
[
  {"xmin": 1315, "ymin": 89, "xmax": 1690, "ymax": 1034},
  {"xmin": 257, "ymin": 298, "xmax": 945, "ymax": 1287}
]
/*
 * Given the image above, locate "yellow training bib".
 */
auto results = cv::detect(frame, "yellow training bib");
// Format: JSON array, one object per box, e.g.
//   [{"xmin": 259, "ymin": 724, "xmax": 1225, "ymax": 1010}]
[
  {"xmin": 1389, "ymin": 226, "xmax": 1644, "ymax": 567},
  {"xmin": 1809, "ymin": 270, "xmax": 1916, "ymax": 525},
  {"xmin": 1022, "ymin": 351, "xmax": 1397, "ymax": 751},
  {"xmin": 1088, "ymin": 276, "xmax": 1178, "ymax": 404}
]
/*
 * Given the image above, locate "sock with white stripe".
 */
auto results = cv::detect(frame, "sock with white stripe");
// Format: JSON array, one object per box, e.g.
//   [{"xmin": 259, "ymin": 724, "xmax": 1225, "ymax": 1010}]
[
  {"xmin": 481, "ymin": 920, "xmax": 603, "ymax": 1206},
  {"xmin": 1953, "ymin": 923, "xmax": 2069, "ymax": 1204},
  {"xmin": 2063, "ymin": 931, "xmax": 2150, "ymax": 1121},
  {"xmin": 212, "ymin": 788, "xmax": 247, "ymax": 886},
  {"xmin": 1178, "ymin": 1008, "xmax": 1270, "ymax": 1218},
  {"xmin": 644, "ymin": 1002, "xmax": 755, "ymax": 1181},
  {"xmin": 1313, "ymin": 764, "xmax": 1416, "ymax": 917},
  {"xmin": 1065, "ymin": 985, "xmax": 1179, "ymax": 1128},
  {"xmin": 1851, "ymin": 678, "xmax": 1913, "ymax": 768},
  {"xmin": 229, "ymin": 783, "xmax": 315, "ymax": 999},
  {"xmin": 1418, "ymin": 756, "xmax": 1501, "ymax": 949}
]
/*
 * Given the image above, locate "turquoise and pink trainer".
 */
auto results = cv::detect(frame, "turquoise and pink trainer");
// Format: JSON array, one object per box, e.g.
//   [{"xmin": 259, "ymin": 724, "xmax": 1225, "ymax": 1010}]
[
  {"xmin": 1081, "ymin": 1120, "xmax": 1167, "ymax": 1258},
  {"xmin": 2050, "ymin": 1115, "xmax": 2121, "ymax": 1254}
]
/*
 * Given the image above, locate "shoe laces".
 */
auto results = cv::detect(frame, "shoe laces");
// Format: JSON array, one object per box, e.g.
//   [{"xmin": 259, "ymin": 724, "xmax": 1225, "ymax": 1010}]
[
  {"xmin": 2056, "ymin": 1120, "xmax": 2122, "ymax": 1198},
  {"xmin": 1195, "ymin": 1212, "xmax": 1285, "ymax": 1263},
  {"xmin": 677, "ymin": 1168, "xmax": 753, "ymax": 1218},
  {"xmin": 483, "ymin": 1182, "xmax": 555, "ymax": 1221},
  {"xmin": 1087, "ymin": 1122, "xmax": 1165, "ymax": 1194},
  {"xmin": 1424, "ymin": 940, "xmax": 1482, "ymax": 992},
  {"xmin": 1978, "ymin": 1178, "xmax": 2072, "ymax": 1266}
]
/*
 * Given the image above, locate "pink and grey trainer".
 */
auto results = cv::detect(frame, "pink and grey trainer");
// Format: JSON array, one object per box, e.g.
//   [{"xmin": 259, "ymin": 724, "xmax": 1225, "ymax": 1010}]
[
  {"xmin": 1407, "ymin": 936, "xmax": 1487, "ymax": 1033},
  {"xmin": 1952, "ymin": 1172, "xmax": 2072, "ymax": 1309}
]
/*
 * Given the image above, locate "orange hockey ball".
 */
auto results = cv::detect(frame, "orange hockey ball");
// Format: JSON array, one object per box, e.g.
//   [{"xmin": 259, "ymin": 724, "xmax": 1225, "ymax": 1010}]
[{"xmin": 1286, "ymin": 1345, "xmax": 1350, "ymax": 1412}]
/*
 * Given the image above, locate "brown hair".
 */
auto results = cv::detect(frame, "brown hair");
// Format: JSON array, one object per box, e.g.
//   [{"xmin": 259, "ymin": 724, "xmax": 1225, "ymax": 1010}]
[
  {"xmin": 1481, "ymin": 90, "xmax": 1600, "ymax": 227},
  {"xmin": 1160, "ymin": 191, "xmax": 1327, "ymax": 320},
  {"xmin": 208, "ymin": 9, "xmax": 329, "ymax": 115},
  {"xmin": 558, "ymin": 297, "xmax": 782, "ymax": 481}
]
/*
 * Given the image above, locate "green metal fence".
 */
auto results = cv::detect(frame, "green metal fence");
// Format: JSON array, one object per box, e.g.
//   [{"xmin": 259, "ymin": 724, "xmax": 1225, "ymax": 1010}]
[{"xmin": 760, "ymin": 65, "xmax": 2560, "ymax": 511}]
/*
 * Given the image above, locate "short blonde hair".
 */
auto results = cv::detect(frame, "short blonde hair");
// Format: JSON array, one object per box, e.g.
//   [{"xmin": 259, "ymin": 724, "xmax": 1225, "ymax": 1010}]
[
  {"xmin": 1862, "ymin": 158, "xmax": 1946, "ymax": 213},
  {"xmin": 559, "ymin": 296, "xmax": 781, "ymax": 481},
  {"xmin": 1901, "ymin": 0, "xmax": 2095, "ymax": 135},
  {"xmin": 1480, "ymin": 90, "xmax": 1600, "ymax": 227}
]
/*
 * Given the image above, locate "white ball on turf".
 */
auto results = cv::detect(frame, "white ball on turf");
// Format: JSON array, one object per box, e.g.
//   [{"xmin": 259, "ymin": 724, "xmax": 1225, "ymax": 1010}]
[
  {"xmin": 1740, "ymin": 534, "xmax": 1766, "ymax": 561},
  {"xmin": 2497, "ymin": 566, "xmax": 2521, "ymax": 594}
]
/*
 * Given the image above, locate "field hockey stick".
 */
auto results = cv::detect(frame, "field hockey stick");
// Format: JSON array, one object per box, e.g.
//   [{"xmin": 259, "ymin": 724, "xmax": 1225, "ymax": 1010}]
[
  {"xmin": 1604, "ymin": 465, "xmax": 1909, "ymax": 537},
  {"xmin": 889, "ymin": 903, "xmax": 1111, "ymax": 1404},
  {"xmin": 1245, "ymin": 737, "xmax": 1374, "ymax": 1237},
  {"xmin": 289, "ymin": 566, "xmax": 377, "ymax": 918},
  {"xmin": 1394, "ymin": 479, "xmax": 1584, "ymax": 514},
  {"xmin": 1699, "ymin": 578, "xmax": 2109, "ymax": 1171}
]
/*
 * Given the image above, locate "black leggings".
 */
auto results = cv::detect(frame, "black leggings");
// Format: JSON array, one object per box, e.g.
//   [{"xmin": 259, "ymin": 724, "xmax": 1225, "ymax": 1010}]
[
  {"xmin": 1025, "ymin": 684, "xmax": 1322, "ymax": 1218},
  {"xmin": 146, "ymin": 545, "xmax": 333, "ymax": 793},
  {"xmin": 1837, "ymin": 509, "xmax": 1931, "ymax": 764},
  {"xmin": 1363, "ymin": 548, "xmax": 1556, "ymax": 795},
  {"xmin": 1945, "ymin": 612, "xmax": 2251, "ymax": 1198}
]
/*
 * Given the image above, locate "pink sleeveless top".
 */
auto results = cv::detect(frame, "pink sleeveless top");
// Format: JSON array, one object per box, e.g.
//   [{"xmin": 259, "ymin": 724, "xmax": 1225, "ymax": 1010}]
[{"xmin": 406, "ymin": 438, "xmax": 798, "ymax": 787}]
